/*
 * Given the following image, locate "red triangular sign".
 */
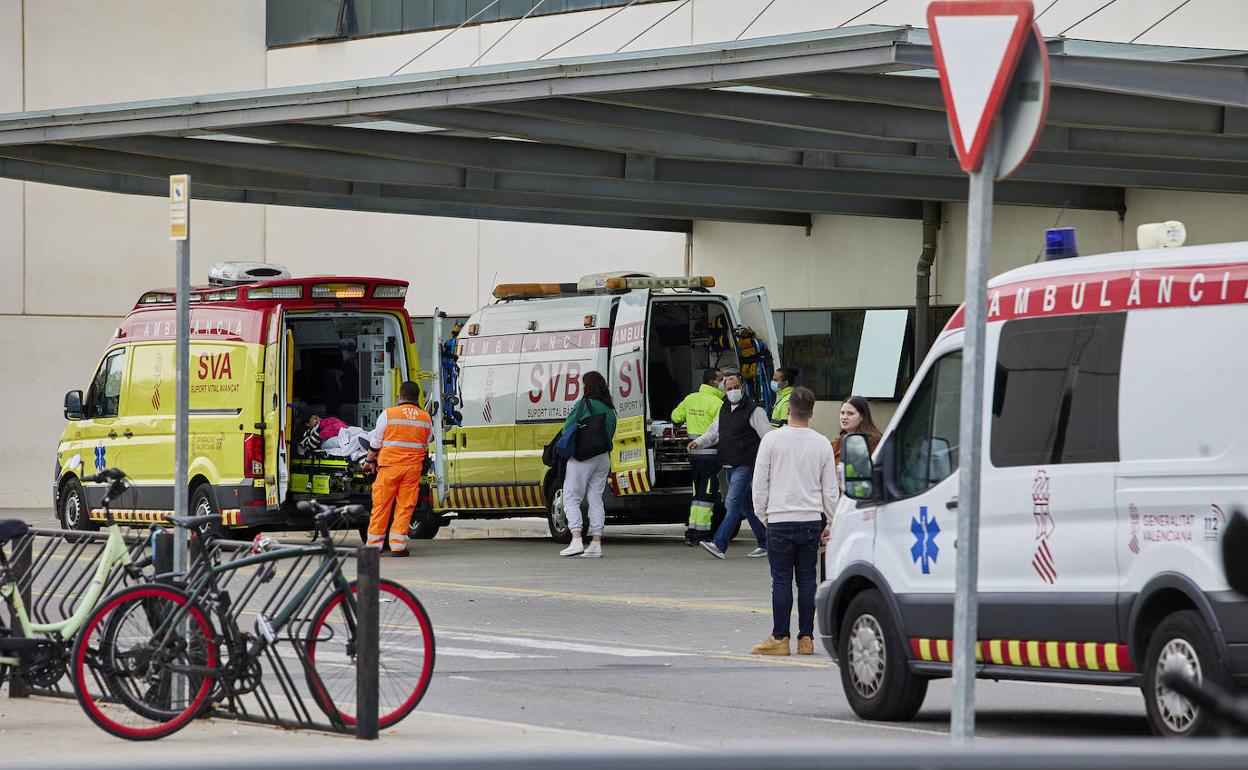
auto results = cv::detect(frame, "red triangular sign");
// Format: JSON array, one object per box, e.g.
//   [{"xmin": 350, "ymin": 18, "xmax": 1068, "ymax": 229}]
[{"xmin": 928, "ymin": 1, "xmax": 1034, "ymax": 172}]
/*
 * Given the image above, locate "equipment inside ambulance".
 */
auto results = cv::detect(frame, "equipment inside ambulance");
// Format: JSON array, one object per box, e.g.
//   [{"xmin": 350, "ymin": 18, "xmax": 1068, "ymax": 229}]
[
  {"xmin": 55, "ymin": 263, "xmax": 428, "ymax": 540},
  {"xmin": 432, "ymin": 272, "xmax": 777, "ymax": 542},
  {"xmin": 817, "ymin": 226, "xmax": 1248, "ymax": 737}
]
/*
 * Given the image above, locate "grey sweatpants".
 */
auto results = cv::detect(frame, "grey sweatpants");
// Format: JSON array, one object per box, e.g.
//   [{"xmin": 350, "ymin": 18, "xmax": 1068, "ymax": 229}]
[{"xmin": 562, "ymin": 452, "xmax": 610, "ymax": 538}]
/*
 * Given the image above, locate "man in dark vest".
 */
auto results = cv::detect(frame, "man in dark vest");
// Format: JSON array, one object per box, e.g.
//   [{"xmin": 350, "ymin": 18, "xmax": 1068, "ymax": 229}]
[{"xmin": 687, "ymin": 370, "xmax": 772, "ymax": 559}]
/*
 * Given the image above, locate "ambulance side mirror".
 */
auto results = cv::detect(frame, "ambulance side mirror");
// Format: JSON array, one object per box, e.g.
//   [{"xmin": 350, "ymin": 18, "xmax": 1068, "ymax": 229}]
[
  {"xmin": 842, "ymin": 433, "xmax": 877, "ymax": 501},
  {"xmin": 64, "ymin": 390, "xmax": 85, "ymax": 421},
  {"xmin": 1222, "ymin": 511, "xmax": 1248, "ymax": 595}
]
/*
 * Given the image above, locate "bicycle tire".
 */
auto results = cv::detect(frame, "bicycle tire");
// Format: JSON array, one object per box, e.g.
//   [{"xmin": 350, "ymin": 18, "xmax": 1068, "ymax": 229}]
[
  {"xmin": 72, "ymin": 584, "xmax": 217, "ymax": 741},
  {"xmin": 305, "ymin": 578, "xmax": 435, "ymax": 729}
]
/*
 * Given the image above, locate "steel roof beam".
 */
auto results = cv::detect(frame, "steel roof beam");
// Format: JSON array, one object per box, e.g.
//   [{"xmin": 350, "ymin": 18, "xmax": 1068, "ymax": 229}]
[
  {"xmin": 0, "ymin": 156, "xmax": 692, "ymax": 232},
  {"xmin": 894, "ymin": 45, "xmax": 1248, "ymax": 109},
  {"xmin": 76, "ymin": 136, "xmax": 920, "ymax": 219},
  {"xmin": 0, "ymin": 144, "xmax": 807, "ymax": 226}
]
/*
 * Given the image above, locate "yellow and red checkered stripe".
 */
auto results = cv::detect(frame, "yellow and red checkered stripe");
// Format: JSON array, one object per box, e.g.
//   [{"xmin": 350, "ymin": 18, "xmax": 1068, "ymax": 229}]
[
  {"xmin": 612, "ymin": 470, "xmax": 651, "ymax": 496},
  {"xmin": 910, "ymin": 637, "xmax": 1133, "ymax": 672},
  {"xmin": 90, "ymin": 508, "xmax": 244, "ymax": 526},
  {"xmin": 444, "ymin": 485, "xmax": 544, "ymax": 510}
]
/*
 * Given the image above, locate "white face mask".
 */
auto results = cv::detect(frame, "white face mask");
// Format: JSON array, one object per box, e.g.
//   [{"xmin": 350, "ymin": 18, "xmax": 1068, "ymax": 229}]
[{"xmin": 726, "ymin": 388, "xmax": 744, "ymax": 404}]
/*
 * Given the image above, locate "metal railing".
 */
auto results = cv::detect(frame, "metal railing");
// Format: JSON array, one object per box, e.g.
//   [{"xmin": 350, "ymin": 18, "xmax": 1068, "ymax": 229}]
[{"xmin": 5, "ymin": 526, "xmax": 380, "ymax": 737}]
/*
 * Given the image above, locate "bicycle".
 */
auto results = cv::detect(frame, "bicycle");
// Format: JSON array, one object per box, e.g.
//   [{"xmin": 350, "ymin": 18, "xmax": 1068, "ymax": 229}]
[
  {"xmin": 0, "ymin": 467, "xmax": 150, "ymax": 691},
  {"xmin": 71, "ymin": 499, "xmax": 436, "ymax": 740}
]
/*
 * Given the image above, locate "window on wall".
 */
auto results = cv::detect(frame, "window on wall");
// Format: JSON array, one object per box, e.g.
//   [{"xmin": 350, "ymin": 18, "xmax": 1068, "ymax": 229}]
[
  {"xmin": 770, "ymin": 306, "xmax": 958, "ymax": 402},
  {"xmin": 267, "ymin": 0, "xmax": 664, "ymax": 47}
]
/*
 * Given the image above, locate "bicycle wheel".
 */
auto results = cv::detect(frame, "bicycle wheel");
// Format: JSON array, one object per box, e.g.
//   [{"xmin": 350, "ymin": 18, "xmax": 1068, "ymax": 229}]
[
  {"xmin": 72, "ymin": 584, "xmax": 217, "ymax": 740},
  {"xmin": 305, "ymin": 578, "xmax": 435, "ymax": 729}
]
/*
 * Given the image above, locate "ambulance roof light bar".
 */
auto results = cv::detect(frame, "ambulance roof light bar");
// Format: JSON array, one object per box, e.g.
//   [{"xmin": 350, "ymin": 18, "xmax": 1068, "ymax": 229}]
[
  {"xmin": 492, "ymin": 283, "xmax": 578, "ymax": 300},
  {"xmin": 603, "ymin": 275, "xmax": 716, "ymax": 291}
]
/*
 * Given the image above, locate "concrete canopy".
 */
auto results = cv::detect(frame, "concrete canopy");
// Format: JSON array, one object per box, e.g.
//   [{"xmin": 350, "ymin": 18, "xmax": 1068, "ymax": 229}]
[{"xmin": 1, "ymin": 26, "xmax": 1246, "ymax": 233}]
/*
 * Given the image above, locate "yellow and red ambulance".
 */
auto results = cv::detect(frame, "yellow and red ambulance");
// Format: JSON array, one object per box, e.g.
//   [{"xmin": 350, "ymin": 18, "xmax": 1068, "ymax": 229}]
[
  {"xmin": 54, "ymin": 263, "xmax": 425, "ymax": 537},
  {"xmin": 433, "ymin": 273, "xmax": 777, "ymax": 542}
]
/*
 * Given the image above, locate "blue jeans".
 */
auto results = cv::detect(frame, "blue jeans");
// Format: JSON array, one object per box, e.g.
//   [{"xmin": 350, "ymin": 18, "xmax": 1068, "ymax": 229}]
[
  {"xmin": 767, "ymin": 520, "xmax": 822, "ymax": 640},
  {"xmin": 712, "ymin": 464, "xmax": 767, "ymax": 553}
]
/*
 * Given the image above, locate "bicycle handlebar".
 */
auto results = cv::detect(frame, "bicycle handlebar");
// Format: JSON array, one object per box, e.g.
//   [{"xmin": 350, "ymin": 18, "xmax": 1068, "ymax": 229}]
[{"xmin": 1161, "ymin": 664, "xmax": 1248, "ymax": 730}]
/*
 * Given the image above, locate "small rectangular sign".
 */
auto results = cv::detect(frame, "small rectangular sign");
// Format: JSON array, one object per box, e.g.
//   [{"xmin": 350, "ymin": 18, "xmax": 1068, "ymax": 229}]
[{"xmin": 169, "ymin": 174, "xmax": 190, "ymax": 241}]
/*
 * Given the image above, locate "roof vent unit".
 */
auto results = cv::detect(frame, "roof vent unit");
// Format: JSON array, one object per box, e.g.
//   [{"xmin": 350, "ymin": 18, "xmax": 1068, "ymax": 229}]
[
  {"xmin": 1137, "ymin": 221, "xmax": 1187, "ymax": 250},
  {"xmin": 208, "ymin": 261, "xmax": 291, "ymax": 286}
]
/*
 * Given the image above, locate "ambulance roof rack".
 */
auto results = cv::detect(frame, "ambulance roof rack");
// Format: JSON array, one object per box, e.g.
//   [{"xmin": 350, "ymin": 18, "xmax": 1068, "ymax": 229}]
[
  {"xmin": 492, "ymin": 273, "xmax": 717, "ymax": 301},
  {"xmin": 207, "ymin": 261, "xmax": 291, "ymax": 286}
]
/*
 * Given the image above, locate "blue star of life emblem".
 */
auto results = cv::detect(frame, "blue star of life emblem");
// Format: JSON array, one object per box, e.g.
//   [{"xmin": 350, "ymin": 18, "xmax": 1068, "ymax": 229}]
[
  {"xmin": 910, "ymin": 505, "xmax": 940, "ymax": 574},
  {"xmin": 94, "ymin": 444, "xmax": 107, "ymax": 472}
]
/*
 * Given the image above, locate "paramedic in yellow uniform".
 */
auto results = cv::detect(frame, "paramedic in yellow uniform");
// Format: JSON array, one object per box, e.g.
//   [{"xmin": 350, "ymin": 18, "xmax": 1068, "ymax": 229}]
[{"xmin": 364, "ymin": 381, "xmax": 432, "ymax": 557}]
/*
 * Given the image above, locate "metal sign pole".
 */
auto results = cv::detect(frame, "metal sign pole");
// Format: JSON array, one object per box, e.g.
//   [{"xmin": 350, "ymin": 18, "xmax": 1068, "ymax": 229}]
[
  {"xmin": 950, "ymin": 123, "xmax": 1002, "ymax": 744},
  {"xmin": 170, "ymin": 175, "xmax": 191, "ymax": 574}
]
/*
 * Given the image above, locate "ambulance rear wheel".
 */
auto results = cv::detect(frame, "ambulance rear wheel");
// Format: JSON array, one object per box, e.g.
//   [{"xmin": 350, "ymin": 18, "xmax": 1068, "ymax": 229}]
[
  {"xmin": 190, "ymin": 485, "xmax": 226, "ymax": 540},
  {"xmin": 838, "ymin": 589, "xmax": 927, "ymax": 722},
  {"xmin": 408, "ymin": 508, "xmax": 442, "ymax": 540},
  {"xmin": 545, "ymin": 482, "xmax": 574, "ymax": 544},
  {"xmin": 1143, "ymin": 610, "xmax": 1227, "ymax": 737},
  {"xmin": 59, "ymin": 477, "xmax": 98, "ymax": 532}
]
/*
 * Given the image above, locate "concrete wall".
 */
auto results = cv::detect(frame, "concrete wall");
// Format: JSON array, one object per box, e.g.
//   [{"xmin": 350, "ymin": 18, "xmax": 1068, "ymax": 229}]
[{"xmin": 5, "ymin": 1, "xmax": 1248, "ymax": 504}]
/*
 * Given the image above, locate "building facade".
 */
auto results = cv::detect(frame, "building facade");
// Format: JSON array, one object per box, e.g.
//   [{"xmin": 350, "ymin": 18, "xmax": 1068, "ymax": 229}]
[{"xmin": 2, "ymin": 0, "xmax": 1246, "ymax": 506}]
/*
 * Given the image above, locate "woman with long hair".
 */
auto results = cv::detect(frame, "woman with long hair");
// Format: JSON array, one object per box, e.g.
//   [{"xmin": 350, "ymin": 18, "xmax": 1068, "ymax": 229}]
[
  {"xmin": 831, "ymin": 395, "xmax": 883, "ymax": 464},
  {"xmin": 558, "ymin": 370, "xmax": 617, "ymax": 558}
]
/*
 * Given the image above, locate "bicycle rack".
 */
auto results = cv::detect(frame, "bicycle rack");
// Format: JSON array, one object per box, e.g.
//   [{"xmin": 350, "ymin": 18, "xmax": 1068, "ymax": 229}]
[{"xmin": 5, "ymin": 528, "xmax": 376, "ymax": 736}]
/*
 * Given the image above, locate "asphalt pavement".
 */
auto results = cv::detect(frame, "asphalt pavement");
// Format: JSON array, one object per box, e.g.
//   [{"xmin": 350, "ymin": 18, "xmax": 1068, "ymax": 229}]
[{"xmin": 1, "ymin": 509, "xmax": 1152, "ymax": 755}]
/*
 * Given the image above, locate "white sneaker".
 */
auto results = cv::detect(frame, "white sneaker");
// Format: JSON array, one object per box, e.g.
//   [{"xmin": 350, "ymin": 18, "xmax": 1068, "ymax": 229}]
[
  {"xmin": 700, "ymin": 541, "xmax": 726, "ymax": 560},
  {"xmin": 747, "ymin": 547, "xmax": 768, "ymax": 558},
  {"xmin": 580, "ymin": 541, "xmax": 602, "ymax": 558},
  {"xmin": 560, "ymin": 540, "xmax": 585, "ymax": 557}
]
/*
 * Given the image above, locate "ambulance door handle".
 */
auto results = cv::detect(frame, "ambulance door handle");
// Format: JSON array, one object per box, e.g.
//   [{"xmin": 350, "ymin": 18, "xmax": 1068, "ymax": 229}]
[
  {"xmin": 945, "ymin": 497, "xmax": 958, "ymax": 510},
  {"xmin": 107, "ymin": 430, "xmax": 118, "ymax": 439},
  {"xmin": 123, "ymin": 430, "xmax": 134, "ymax": 439}
]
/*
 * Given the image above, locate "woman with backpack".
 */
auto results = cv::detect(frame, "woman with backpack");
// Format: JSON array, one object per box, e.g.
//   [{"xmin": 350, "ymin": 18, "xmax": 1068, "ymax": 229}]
[{"xmin": 558, "ymin": 370, "xmax": 617, "ymax": 559}]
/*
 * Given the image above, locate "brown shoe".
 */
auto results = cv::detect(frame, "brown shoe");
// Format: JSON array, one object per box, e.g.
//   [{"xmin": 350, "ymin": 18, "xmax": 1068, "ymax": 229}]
[
  {"xmin": 750, "ymin": 636, "xmax": 791, "ymax": 656},
  {"xmin": 380, "ymin": 549, "xmax": 410, "ymax": 558},
  {"xmin": 797, "ymin": 637, "xmax": 815, "ymax": 655}
]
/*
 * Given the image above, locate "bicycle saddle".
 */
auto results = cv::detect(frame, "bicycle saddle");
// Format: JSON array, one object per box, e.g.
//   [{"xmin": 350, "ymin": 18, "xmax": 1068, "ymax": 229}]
[
  {"xmin": 169, "ymin": 514, "xmax": 220, "ymax": 529},
  {"xmin": 0, "ymin": 519, "xmax": 30, "ymax": 544}
]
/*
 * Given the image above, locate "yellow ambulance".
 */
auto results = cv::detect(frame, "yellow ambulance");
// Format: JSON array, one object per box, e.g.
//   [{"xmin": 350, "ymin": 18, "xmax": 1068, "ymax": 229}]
[
  {"xmin": 54, "ymin": 263, "xmax": 426, "ymax": 538},
  {"xmin": 434, "ymin": 273, "xmax": 778, "ymax": 542}
]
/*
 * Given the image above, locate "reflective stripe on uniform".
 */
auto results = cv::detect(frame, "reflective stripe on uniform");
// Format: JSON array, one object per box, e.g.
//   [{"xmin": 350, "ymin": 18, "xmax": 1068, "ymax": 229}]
[
  {"xmin": 383, "ymin": 440, "xmax": 428, "ymax": 449},
  {"xmin": 688, "ymin": 499, "xmax": 713, "ymax": 529},
  {"xmin": 389, "ymin": 419, "xmax": 434, "ymax": 429}
]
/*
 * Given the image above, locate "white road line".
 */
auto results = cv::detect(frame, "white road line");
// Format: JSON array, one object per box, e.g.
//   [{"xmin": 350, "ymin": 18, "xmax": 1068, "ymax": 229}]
[
  {"xmin": 437, "ymin": 647, "xmax": 554, "ymax": 660},
  {"xmin": 439, "ymin": 631, "xmax": 694, "ymax": 658},
  {"xmin": 811, "ymin": 716, "xmax": 948, "ymax": 737}
]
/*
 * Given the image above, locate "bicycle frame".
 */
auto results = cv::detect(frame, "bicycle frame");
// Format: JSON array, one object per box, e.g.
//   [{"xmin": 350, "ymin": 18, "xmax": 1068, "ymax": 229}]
[
  {"xmin": 0, "ymin": 522, "xmax": 134, "ymax": 667},
  {"xmin": 173, "ymin": 536, "xmax": 354, "ymax": 662}
]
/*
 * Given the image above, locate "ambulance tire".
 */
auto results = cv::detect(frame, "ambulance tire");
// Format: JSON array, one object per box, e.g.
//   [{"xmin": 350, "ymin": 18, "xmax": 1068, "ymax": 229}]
[
  {"xmin": 838, "ymin": 589, "xmax": 927, "ymax": 722},
  {"xmin": 190, "ymin": 485, "xmax": 227, "ymax": 540},
  {"xmin": 408, "ymin": 509, "xmax": 442, "ymax": 540},
  {"xmin": 59, "ymin": 476, "xmax": 99, "ymax": 532},
  {"xmin": 545, "ymin": 479, "xmax": 575, "ymax": 544},
  {"xmin": 1143, "ymin": 610, "xmax": 1230, "ymax": 737}
]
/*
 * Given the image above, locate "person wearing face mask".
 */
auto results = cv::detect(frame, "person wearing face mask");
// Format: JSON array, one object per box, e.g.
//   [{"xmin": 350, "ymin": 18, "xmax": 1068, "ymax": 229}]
[
  {"xmin": 769, "ymin": 367, "xmax": 798, "ymax": 427},
  {"xmin": 687, "ymin": 370, "xmax": 772, "ymax": 559},
  {"xmin": 672, "ymin": 368, "xmax": 726, "ymax": 545}
]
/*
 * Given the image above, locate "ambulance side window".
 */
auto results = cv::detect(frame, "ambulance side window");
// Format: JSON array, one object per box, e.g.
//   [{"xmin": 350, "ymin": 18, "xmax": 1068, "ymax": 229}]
[
  {"xmin": 88, "ymin": 349, "xmax": 126, "ymax": 419},
  {"xmin": 893, "ymin": 351, "xmax": 962, "ymax": 497},
  {"xmin": 990, "ymin": 312, "xmax": 1125, "ymax": 467}
]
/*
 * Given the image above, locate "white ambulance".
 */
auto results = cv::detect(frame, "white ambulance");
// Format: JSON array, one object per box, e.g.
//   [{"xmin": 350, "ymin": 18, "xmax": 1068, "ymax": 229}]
[
  {"xmin": 818, "ymin": 233, "xmax": 1248, "ymax": 737},
  {"xmin": 431, "ymin": 274, "xmax": 777, "ymax": 541}
]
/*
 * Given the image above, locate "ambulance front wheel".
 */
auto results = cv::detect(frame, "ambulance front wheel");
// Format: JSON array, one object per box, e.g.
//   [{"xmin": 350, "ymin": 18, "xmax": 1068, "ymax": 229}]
[
  {"xmin": 838, "ymin": 589, "xmax": 927, "ymax": 722},
  {"xmin": 545, "ymin": 479, "xmax": 574, "ymax": 544},
  {"xmin": 58, "ymin": 476, "xmax": 98, "ymax": 531}
]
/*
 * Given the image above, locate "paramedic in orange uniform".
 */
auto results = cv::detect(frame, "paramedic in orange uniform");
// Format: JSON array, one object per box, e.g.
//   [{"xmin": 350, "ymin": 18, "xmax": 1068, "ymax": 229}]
[{"xmin": 364, "ymin": 381, "xmax": 432, "ymax": 557}]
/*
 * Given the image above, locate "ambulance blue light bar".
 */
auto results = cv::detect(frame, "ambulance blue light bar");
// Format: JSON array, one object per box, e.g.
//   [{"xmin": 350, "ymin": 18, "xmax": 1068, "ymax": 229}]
[{"xmin": 1045, "ymin": 228, "xmax": 1079, "ymax": 260}]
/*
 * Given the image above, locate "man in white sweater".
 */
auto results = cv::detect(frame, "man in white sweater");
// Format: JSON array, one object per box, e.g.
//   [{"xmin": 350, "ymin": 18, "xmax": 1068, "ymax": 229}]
[{"xmin": 750, "ymin": 386, "xmax": 839, "ymax": 656}]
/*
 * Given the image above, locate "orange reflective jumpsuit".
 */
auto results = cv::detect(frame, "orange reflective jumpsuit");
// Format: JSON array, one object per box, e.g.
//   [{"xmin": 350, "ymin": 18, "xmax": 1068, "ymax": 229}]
[{"xmin": 367, "ymin": 403, "xmax": 433, "ymax": 552}]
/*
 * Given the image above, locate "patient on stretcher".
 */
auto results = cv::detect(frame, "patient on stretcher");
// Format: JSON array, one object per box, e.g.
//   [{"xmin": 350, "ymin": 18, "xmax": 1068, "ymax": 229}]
[{"xmin": 298, "ymin": 414, "xmax": 371, "ymax": 461}]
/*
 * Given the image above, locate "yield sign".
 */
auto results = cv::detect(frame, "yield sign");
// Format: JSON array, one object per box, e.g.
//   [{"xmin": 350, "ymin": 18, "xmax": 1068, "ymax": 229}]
[{"xmin": 928, "ymin": 1, "xmax": 1035, "ymax": 172}]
